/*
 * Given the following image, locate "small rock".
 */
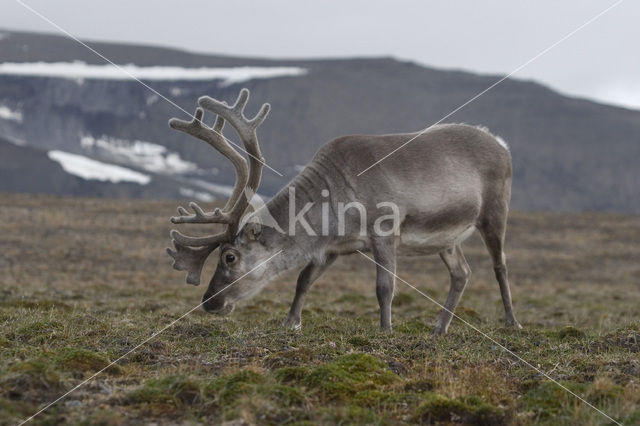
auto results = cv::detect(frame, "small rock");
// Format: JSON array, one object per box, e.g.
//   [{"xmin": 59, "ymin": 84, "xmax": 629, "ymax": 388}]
[
  {"xmin": 65, "ymin": 400, "xmax": 82, "ymax": 408},
  {"xmin": 97, "ymin": 381, "xmax": 112, "ymax": 395},
  {"xmin": 388, "ymin": 360, "xmax": 407, "ymax": 375}
]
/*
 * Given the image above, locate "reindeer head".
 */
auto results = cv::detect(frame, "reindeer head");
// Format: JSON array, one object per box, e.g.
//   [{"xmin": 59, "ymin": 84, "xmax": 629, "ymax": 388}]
[{"xmin": 166, "ymin": 88, "xmax": 277, "ymax": 315}]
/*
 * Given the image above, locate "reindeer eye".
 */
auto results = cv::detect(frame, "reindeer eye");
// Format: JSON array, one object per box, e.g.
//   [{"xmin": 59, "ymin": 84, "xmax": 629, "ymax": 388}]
[{"xmin": 225, "ymin": 254, "xmax": 236, "ymax": 264}]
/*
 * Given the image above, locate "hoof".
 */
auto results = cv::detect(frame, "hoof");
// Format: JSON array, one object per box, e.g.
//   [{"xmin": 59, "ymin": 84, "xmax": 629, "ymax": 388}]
[
  {"xmin": 282, "ymin": 316, "xmax": 302, "ymax": 331},
  {"xmin": 506, "ymin": 319, "xmax": 523, "ymax": 329},
  {"xmin": 431, "ymin": 320, "xmax": 448, "ymax": 335},
  {"xmin": 431, "ymin": 327, "xmax": 447, "ymax": 336}
]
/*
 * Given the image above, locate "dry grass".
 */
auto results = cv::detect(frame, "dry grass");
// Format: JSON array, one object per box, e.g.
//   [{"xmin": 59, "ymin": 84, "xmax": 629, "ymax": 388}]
[{"xmin": 0, "ymin": 192, "xmax": 639, "ymax": 425}]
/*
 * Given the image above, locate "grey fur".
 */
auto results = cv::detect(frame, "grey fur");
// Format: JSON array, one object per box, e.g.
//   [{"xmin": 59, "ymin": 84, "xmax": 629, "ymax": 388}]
[{"xmin": 169, "ymin": 89, "xmax": 522, "ymax": 334}]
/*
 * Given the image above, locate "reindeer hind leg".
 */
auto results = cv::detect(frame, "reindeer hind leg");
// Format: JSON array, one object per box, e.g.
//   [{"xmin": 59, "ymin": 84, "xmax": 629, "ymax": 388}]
[
  {"xmin": 478, "ymin": 203, "xmax": 522, "ymax": 329},
  {"xmin": 433, "ymin": 245, "xmax": 471, "ymax": 335}
]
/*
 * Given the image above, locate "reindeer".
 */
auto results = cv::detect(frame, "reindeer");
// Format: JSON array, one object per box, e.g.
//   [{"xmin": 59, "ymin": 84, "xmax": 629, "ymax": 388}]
[{"xmin": 167, "ymin": 88, "xmax": 521, "ymax": 335}]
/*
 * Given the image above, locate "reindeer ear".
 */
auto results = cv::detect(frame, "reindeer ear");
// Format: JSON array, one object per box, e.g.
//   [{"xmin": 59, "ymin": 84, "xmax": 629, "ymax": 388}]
[{"xmin": 245, "ymin": 221, "xmax": 262, "ymax": 241}]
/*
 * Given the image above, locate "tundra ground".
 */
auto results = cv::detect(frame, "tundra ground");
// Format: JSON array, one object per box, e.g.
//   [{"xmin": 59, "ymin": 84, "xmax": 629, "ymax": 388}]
[{"xmin": 0, "ymin": 193, "xmax": 639, "ymax": 425}]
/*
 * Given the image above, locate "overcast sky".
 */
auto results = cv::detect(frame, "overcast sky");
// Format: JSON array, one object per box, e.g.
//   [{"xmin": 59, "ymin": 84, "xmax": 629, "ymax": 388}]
[{"xmin": 2, "ymin": 0, "xmax": 639, "ymax": 109}]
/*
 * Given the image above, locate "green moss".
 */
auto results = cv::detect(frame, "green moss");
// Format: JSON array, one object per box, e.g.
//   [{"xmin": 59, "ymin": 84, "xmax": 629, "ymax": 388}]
[
  {"xmin": 624, "ymin": 410, "xmax": 640, "ymax": 425},
  {"xmin": 0, "ymin": 397, "xmax": 36, "ymax": 420},
  {"xmin": 318, "ymin": 405, "xmax": 382, "ymax": 424},
  {"xmin": 354, "ymin": 389, "xmax": 421, "ymax": 409},
  {"xmin": 587, "ymin": 380, "xmax": 624, "ymax": 403},
  {"xmin": 4, "ymin": 359, "xmax": 62, "ymax": 393},
  {"xmin": 264, "ymin": 346, "xmax": 314, "ymax": 369},
  {"xmin": 275, "ymin": 366, "xmax": 309, "ymax": 384},
  {"xmin": 271, "ymin": 384, "xmax": 306, "ymax": 406},
  {"xmin": 415, "ymin": 394, "xmax": 508, "ymax": 425},
  {"xmin": 14, "ymin": 318, "xmax": 63, "ymax": 342},
  {"xmin": 54, "ymin": 348, "xmax": 122, "ymax": 375},
  {"xmin": 523, "ymin": 381, "xmax": 588, "ymax": 418},
  {"xmin": 557, "ymin": 325, "xmax": 586, "ymax": 339},
  {"xmin": 354, "ymin": 389, "xmax": 394, "ymax": 407},
  {"xmin": 348, "ymin": 335, "xmax": 372, "ymax": 347},
  {"xmin": 207, "ymin": 369, "xmax": 266, "ymax": 407},
  {"xmin": 126, "ymin": 375, "xmax": 202, "ymax": 406},
  {"xmin": 302, "ymin": 353, "xmax": 398, "ymax": 402},
  {"xmin": 9, "ymin": 359, "xmax": 47, "ymax": 374},
  {"xmin": 404, "ymin": 378, "xmax": 436, "ymax": 393}
]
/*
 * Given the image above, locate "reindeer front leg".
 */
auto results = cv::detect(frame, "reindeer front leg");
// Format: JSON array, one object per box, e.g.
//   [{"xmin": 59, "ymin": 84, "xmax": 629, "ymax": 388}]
[
  {"xmin": 371, "ymin": 237, "xmax": 396, "ymax": 330},
  {"xmin": 283, "ymin": 254, "xmax": 337, "ymax": 330}
]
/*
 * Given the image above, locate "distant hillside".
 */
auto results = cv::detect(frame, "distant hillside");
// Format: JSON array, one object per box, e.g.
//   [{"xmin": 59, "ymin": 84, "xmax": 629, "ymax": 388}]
[
  {"xmin": 1, "ymin": 29, "xmax": 639, "ymax": 212},
  {"xmin": 0, "ymin": 136, "xmax": 207, "ymax": 199}
]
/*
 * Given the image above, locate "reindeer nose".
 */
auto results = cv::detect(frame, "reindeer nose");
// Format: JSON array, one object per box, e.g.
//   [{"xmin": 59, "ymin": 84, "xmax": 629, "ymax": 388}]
[
  {"xmin": 202, "ymin": 293, "xmax": 224, "ymax": 312},
  {"xmin": 202, "ymin": 292, "xmax": 225, "ymax": 313}
]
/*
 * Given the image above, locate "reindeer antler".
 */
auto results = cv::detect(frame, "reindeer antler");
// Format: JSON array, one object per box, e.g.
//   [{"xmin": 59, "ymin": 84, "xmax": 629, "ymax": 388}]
[
  {"xmin": 166, "ymin": 89, "xmax": 270, "ymax": 285},
  {"xmin": 198, "ymin": 89, "xmax": 269, "ymax": 234}
]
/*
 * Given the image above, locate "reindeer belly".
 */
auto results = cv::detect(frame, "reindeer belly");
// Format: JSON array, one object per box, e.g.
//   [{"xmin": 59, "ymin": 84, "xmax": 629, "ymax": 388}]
[{"xmin": 398, "ymin": 219, "xmax": 476, "ymax": 256}]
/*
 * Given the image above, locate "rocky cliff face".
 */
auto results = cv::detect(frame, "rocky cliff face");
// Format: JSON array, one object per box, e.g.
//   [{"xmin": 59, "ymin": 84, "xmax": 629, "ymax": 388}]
[{"xmin": 1, "ymin": 29, "xmax": 639, "ymax": 212}]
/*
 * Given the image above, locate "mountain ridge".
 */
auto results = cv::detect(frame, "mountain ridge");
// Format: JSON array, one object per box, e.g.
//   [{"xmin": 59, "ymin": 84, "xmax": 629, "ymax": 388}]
[{"xmin": 1, "ymin": 29, "xmax": 639, "ymax": 212}]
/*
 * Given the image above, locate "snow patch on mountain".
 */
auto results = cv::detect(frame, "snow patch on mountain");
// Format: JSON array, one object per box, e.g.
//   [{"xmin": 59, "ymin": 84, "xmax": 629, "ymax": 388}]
[
  {"xmin": 0, "ymin": 61, "xmax": 307, "ymax": 84},
  {"xmin": 169, "ymin": 87, "xmax": 184, "ymax": 97},
  {"xmin": 189, "ymin": 178, "xmax": 236, "ymax": 197},
  {"xmin": 0, "ymin": 105, "xmax": 23, "ymax": 122},
  {"xmin": 188, "ymin": 178, "xmax": 268, "ymax": 203},
  {"xmin": 80, "ymin": 135, "xmax": 197, "ymax": 174},
  {"xmin": 48, "ymin": 150, "xmax": 151, "ymax": 184},
  {"xmin": 146, "ymin": 94, "xmax": 159, "ymax": 105},
  {"xmin": 179, "ymin": 187, "xmax": 215, "ymax": 202}
]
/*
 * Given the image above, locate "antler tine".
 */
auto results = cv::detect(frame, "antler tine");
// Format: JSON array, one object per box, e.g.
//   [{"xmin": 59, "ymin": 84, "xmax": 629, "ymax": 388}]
[
  {"xmin": 168, "ymin": 106, "xmax": 249, "ymax": 224},
  {"xmin": 231, "ymin": 88, "xmax": 250, "ymax": 115},
  {"xmin": 213, "ymin": 114, "xmax": 225, "ymax": 133},
  {"xmin": 168, "ymin": 107, "xmax": 204, "ymax": 131},
  {"xmin": 170, "ymin": 229, "xmax": 230, "ymax": 247},
  {"xmin": 166, "ymin": 242, "xmax": 218, "ymax": 286},
  {"xmin": 248, "ymin": 103, "xmax": 271, "ymax": 129},
  {"xmin": 166, "ymin": 228, "xmax": 233, "ymax": 286},
  {"xmin": 170, "ymin": 201, "xmax": 236, "ymax": 225},
  {"xmin": 199, "ymin": 91, "xmax": 270, "ymax": 136},
  {"xmin": 171, "ymin": 202, "xmax": 209, "ymax": 224},
  {"xmin": 167, "ymin": 89, "xmax": 271, "ymax": 285},
  {"xmin": 197, "ymin": 88, "xmax": 269, "ymax": 234},
  {"xmin": 230, "ymin": 89, "xmax": 271, "ymax": 130}
]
